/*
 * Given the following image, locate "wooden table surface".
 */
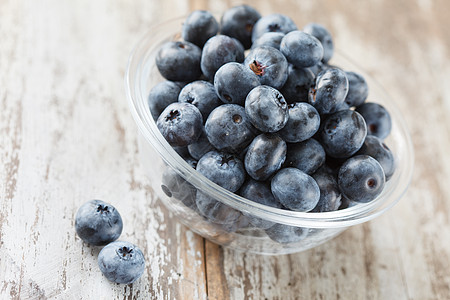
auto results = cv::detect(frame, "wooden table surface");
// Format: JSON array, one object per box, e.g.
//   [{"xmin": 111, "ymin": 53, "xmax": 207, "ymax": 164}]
[{"xmin": 1, "ymin": 0, "xmax": 450, "ymax": 299}]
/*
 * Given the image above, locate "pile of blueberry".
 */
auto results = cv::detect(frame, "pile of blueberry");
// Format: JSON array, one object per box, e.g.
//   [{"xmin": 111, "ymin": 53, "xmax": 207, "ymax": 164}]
[
  {"xmin": 75, "ymin": 200, "xmax": 145, "ymax": 284},
  {"xmin": 150, "ymin": 6, "xmax": 395, "ymax": 243}
]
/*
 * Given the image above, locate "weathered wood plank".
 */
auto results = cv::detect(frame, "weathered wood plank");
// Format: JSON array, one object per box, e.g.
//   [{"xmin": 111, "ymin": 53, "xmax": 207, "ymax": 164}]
[{"xmin": 0, "ymin": 1, "xmax": 206, "ymax": 299}]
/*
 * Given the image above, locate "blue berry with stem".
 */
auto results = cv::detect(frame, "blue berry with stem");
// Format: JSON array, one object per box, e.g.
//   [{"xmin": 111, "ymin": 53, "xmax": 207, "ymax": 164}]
[{"xmin": 244, "ymin": 46, "xmax": 289, "ymax": 89}]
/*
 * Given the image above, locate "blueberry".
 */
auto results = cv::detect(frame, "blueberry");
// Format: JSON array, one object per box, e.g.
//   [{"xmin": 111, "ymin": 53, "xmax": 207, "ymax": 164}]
[
  {"xmin": 284, "ymin": 138, "xmax": 326, "ymax": 175},
  {"xmin": 239, "ymin": 179, "xmax": 282, "ymax": 229},
  {"xmin": 251, "ymin": 13, "xmax": 297, "ymax": 43},
  {"xmin": 205, "ymin": 104, "xmax": 256, "ymax": 153},
  {"xmin": 244, "ymin": 46, "xmax": 289, "ymax": 89},
  {"xmin": 178, "ymin": 80, "xmax": 221, "ymax": 120},
  {"xmin": 156, "ymin": 41, "xmax": 202, "ymax": 82},
  {"xmin": 265, "ymin": 223, "xmax": 308, "ymax": 244},
  {"xmin": 182, "ymin": 10, "xmax": 219, "ymax": 48},
  {"xmin": 147, "ymin": 81, "xmax": 181, "ymax": 121},
  {"xmin": 201, "ymin": 35, "xmax": 245, "ymax": 80},
  {"xmin": 195, "ymin": 191, "xmax": 242, "ymax": 225},
  {"xmin": 244, "ymin": 133, "xmax": 287, "ymax": 181},
  {"xmin": 251, "ymin": 32, "xmax": 285, "ymax": 50},
  {"xmin": 245, "ymin": 85, "xmax": 289, "ymax": 132},
  {"xmin": 271, "ymin": 168, "xmax": 320, "ymax": 212},
  {"xmin": 278, "ymin": 102, "xmax": 320, "ymax": 143},
  {"xmin": 319, "ymin": 110, "xmax": 367, "ymax": 158},
  {"xmin": 98, "ymin": 241, "xmax": 145, "ymax": 284},
  {"xmin": 357, "ymin": 135, "xmax": 395, "ymax": 180},
  {"xmin": 344, "ymin": 71, "xmax": 369, "ymax": 107},
  {"xmin": 309, "ymin": 68, "xmax": 349, "ymax": 114},
  {"xmin": 161, "ymin": 157, "xmax": 198, "ymax": 210},
  {"xmin": 303, "ymin": 23, "xmax": 334, "ymax": 63},
  {"xmin": 356, "ymin": 102, "xmax": 392, "ymax": 140},
  {"xmin": 280, "ymin": 31, "xmax": 324, "ymax": 68},
  {"xmin": 311, "ymin": 165, "xmax": 342, "ymax": 212},
  {"xmin": 214, "ymin": 62, "xmax": 260, "ymax": 105},
  {"xmin": 338, "ymin": 155, "xmax": 385, "ymax": 203},
  {"xmin": 220, "ymin": 5, "xmax": 261, "ymax": 49},
  {"xmin": 195, "ymin": 151, "xmax": 245, "ymax": 224},
  {"xmin": 75, "ymin": 200, "xmax": 123, "ymax": 246},
  {"xmin": 217, "ymin": 213, "xmax": 251, "ymax": 233},
  {"xmin": 308, "ymin": 61, "xmax": 332, "ymax": 76},
  {"xmin": 172, "ymin": 146, "xmax": 190, "ymax": 158},
  {"xmin": 279, "ymin": 65, "xmax": 315, "ymax": 103},
  {"xmin": 187, "ymin": 128, "xmax": 215, "ymax": 160},
  {"xmin": 156, "ymin": 102, "xmax": 203, "ymax": 147},
  {"xmin": 197, "ymin": 150, "xmax": 245, "ymax": 192}
]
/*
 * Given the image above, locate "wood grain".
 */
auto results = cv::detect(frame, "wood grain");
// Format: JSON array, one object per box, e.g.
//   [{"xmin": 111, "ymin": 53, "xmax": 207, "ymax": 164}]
[{"xmin": 1, "ymin": 0, "xmax": 450, "ymax": 299}]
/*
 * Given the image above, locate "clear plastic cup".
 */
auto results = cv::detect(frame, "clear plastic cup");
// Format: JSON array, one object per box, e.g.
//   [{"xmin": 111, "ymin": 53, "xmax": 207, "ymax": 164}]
[{"xmin": 125, "ymin": 16, "xmax": 414, "ymax": 255}]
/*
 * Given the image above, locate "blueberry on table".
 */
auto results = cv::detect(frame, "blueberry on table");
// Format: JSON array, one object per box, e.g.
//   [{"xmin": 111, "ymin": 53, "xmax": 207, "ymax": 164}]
[
  {"xmin": 239, "ymin": 179, "xmax": 282, "ymax": 229},
  {"xmin": 244, "ymin": 133, "xmax": 287, "ymax": 181},
  {"xmin": 311, "ymin": 165, "xmax": 342, "ymax": 212},
  {"xmin": 284, "ymin": 138, "xmax": 326, "ymax": 175},
  {"xmin": 220, "ymin": 5, "xmax": 261, "ymax": 49},
  {"xmin": 214, "ymin": 62, "xmax": 260, "ymax": 106},
  {"xmin": 245, "ymin": 85, "xmax": 289, "ymax": 132},
  {"xmin": 279, "ymin": 64, "xmax": 315, "ymax": 103},
  {"xmin": 251, "ymin": 13, "xmax": 297, "ymax": 43},
  {"xmin": 271, "ymin": 167, "xmax": 320, "ymax": 212},
  {"xmin": 303, "ymin": 23, "xmax": 334, "ymax": 63},
  {"xmin": 161, "ymin": 157, "xmax": 198, "ymax": 210},
  {"xmin": 182, "ymin": 10, "xmax": 219, "ymax": 48},
  {"xmin": 278, "ymin": 102, "xmax": 320, "ymax": 143},
  {"xmin": 244, "ymin": 46, "xmax": 289, "ymax": 89},
  {"xmin": 252, "ymin": 32, "xmax": 285, "ymax": 50},
  {"xmin": 344, "ymin": 71, "xmax": 369, "ymax": 107},
  {"xmin": 200, "ymin": 35, "xmax": 245, "ymax": 80},
  {"xmin": 357, "ymin": 135, "xmax": 395, "ymax": 180},
  {"xmin": 205, "ymin": 104, "xmax": 256, "ymax": 153},
  {"xmin": 98, "ymin": 241, "xmax": 145, "ymax": 284},
  {"xmin": 356, "ymin": 102, "xmax": 392, "ymax": 140},
  {"xmin": 178, "ymin": 80, "xmax": 221, "ymax": 120},
  {"xmin": 147, "ymin": 81, "xmax": 181, "ymax": 121},
  {"xmin": 265, "ymin": 223, "xmax": 308, "ymax": 244},
  {"xmin": 157, "ymin": 102, "xmax": 203, "ymax": 147},
  {"xmin": 75, "ymin": 200, "xmax": 123, "ymax": 246},
  {"xmin": 319, "ymin": 110, "xmax": 367, "ymax": 158},
  {"xmin": 309, "ymin": 68, "xmax": 349, "ymax": 114},
  {"xmin": 280, "ymin": 31, "xmax": 324, "ymax": 68},
  {"xmin": 156, "ymin": 41, "xmax": 202, "ymax": 82},
  {"xmin": 338, "ymin": 155, "xmax": 386, "ymax": 203}
]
